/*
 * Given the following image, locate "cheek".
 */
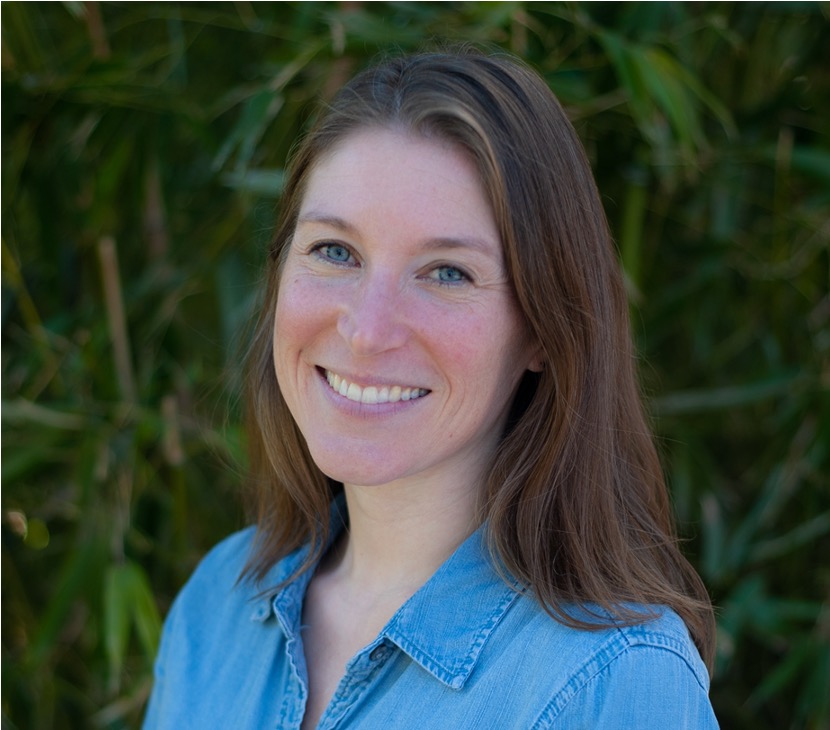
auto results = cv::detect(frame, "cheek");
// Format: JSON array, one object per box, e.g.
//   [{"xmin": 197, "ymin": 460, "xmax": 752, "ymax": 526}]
[
  {"xmin": 273, "ymin": 278, "xmax": 321, "ymax": 381},
  {"xmin": 416, "ymin": 304, "xmax": 481, "ymax": 363},
  {"xmin": 422, "ymin": 305, "xmax": 525, "ymax": 387},
  {"xmin": 274, "ymin": 281, "xmax": 303, "ymax": 344},
  {"xmin": 275, "ymin": 276, "xmax": 332, "ymax": 342}
]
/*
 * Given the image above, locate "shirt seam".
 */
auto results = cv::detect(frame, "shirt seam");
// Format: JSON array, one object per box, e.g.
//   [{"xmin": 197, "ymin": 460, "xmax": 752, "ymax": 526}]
[
  {"xmin": 385, "ymin": 584, "xmax": 520, "ymax": 688},
  {"xmin": 531, "ymin": 629, "xmax": 708, "ymax": 728}
]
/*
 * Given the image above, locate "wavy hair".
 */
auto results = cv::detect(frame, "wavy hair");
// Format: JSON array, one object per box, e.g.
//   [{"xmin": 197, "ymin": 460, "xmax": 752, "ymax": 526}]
[{"xmin": 242, "ymin": 48, "xmax": 715, "ymax": 671}]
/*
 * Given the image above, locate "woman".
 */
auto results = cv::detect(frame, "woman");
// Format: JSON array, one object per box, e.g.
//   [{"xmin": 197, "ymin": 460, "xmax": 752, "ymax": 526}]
[{"xmin": 145, "ymin": 49, "xmax": 718, "ymax": 728}]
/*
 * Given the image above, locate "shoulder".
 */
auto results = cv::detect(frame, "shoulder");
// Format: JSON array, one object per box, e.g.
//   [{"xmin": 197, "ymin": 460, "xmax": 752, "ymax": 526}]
[
  {"xmin": 168, "ymin": 526, "xmax": 259, "ymax": 608},
  {"xmin": 516, "ymin": 604, "xmax": 716, "ymax": 729},
  {"xmin": 504, "ymin": 599, "xmax": 708, "ymax": 684},
  {"xmin": 155, "ymin": 527, "xmax": 260, "ymax": 642},
  {"xmin": 144, "ymin": 529, "xmax": 312, "ymax": 728},
  {"xmin": 574, "ymin": 607, "xmax": 711, "ymax": 700},
  {"xmin": 192, "ymin": 525, "xmax": 256, "ymax": 580},
  {"xmin": 612, "ymin": 608, "xmax": 710, "ymax": 689}
]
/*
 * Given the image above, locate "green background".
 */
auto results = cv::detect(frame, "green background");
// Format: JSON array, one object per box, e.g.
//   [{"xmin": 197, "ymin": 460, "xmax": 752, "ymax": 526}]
[{"xmin": 3, "ymin": 2, "xmax": 828, "ymax": 728}]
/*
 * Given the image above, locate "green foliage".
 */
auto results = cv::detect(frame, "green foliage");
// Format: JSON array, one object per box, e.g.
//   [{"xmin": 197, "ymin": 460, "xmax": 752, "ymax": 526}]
[{"xmin": 2, "ymin": 2, "xmax": 828, "ymax": 728}]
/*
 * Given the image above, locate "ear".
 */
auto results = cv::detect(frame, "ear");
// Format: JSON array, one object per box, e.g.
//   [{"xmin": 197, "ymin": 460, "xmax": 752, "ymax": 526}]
[{"xmin": 526, "ymin": 342, "xmax": 545, "ymax": 373}]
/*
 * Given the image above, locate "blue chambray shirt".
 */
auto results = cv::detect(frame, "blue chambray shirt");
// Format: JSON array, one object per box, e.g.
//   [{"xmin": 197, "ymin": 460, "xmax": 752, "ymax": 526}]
[{"xmin": 144, "ymin": 512, "xmax": 718, "ymax": 729}]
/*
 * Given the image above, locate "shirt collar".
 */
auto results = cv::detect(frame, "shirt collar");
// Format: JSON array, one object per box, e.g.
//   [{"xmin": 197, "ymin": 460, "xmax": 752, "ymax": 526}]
[
  {"xmin": 381, "ymin": 526, "xmax": 522, "ymax": 689},
  {"xmin": 249, "ymin": 499, "xmax": 522, "ymax": 690}
]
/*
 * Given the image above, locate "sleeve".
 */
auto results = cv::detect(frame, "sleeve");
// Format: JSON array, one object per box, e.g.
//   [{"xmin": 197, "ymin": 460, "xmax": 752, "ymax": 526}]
[
  {"xmin": 550, "ymin": 644, "xmax": 719, "ymax": 729},
  {"xmin": 141, "ymin": 593, "xmax": 179, "ymax": 729},
  {"xmin": 139, "ymin": 527, "xmax": 259, "ymax": 729}
]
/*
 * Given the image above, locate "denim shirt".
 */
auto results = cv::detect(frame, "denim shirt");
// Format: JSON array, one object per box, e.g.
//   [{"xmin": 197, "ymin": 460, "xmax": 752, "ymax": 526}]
[{"xmin": 144, "ymin": 514, "xmax": 718, "ymax": 729}]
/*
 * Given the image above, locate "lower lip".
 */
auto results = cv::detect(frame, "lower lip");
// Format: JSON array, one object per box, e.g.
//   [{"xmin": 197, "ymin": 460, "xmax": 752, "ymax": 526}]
[{"xmin": 316, "ymin": 369, "xmax": 429, "ymax": 416}]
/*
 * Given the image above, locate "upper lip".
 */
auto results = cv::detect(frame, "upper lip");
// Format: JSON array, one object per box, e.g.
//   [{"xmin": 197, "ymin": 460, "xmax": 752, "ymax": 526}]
[{"xmin": 317, "ymin": 366, "xmax": 430, "ymax": 391}]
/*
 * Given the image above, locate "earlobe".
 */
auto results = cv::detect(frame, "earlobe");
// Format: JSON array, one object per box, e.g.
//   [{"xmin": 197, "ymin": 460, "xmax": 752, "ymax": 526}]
[{"xmin": 527, "ymin": 344, "xmax": 545, "ymax": 373}]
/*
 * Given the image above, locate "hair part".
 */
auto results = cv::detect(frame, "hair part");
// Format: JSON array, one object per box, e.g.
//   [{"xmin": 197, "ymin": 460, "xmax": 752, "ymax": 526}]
[{"xmin": 242, "ymin": 48, "xmax": 715, "ymax": 671}]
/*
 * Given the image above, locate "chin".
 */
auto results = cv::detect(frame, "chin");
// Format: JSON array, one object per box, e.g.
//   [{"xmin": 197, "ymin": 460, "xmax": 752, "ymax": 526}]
[{"xmin": 309, "ymin": 450, "xmax": 408, "ymax": 489}]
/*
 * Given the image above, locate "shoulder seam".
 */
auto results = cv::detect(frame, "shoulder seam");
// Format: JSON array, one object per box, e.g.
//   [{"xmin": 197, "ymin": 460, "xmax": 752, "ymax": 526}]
[{"xmin": 531, "ymin": 629, "xmax": 709, "ymax": 728}]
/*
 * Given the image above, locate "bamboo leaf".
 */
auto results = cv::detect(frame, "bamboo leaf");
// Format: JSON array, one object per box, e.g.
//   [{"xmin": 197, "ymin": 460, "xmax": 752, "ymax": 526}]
[
  {"xmin": 701, "ymin": 493, "xmax": 726, "ymax": 581},
  {"xmin": 126, "ymin": 562, "xmax": 162, "ymax": 659},
  {"xmin": 750, "ymin": 511, "xmax": 830, "ymax": 563},
  {"xmin": 597, "ymin": 30, "xmax": 654, "ymax": 138},
  {"xmin": 619, "ymin": 172, "xmax": 648, "ymax": 295},
  {"xmin": 748, "ymin": 638, "xmax": 816, "ymax": 707},
  {"xmin": 103, "ymin": 563, "xmax": 132, "ymax": 692},
  {"xmin": 636, "ymin": 46, "xmax": 702, "ymax": 150},
  {"xmin": 1, "ymin": 398, "xmax": 88, "ymax": 430},
  {"xmin": 30, "ymin": 538, "xmax": 106, "ymax": 665},
  {"xmin": 653, "ymin": 371, "xmax": 803, "ymax": 415},
  {"xmin": 212, "ymin": 90, "xmax": 284, "ymax": 173},
  {"xmin": 221, "ymin": 168, "xmax": 285, "ymax": 197}
]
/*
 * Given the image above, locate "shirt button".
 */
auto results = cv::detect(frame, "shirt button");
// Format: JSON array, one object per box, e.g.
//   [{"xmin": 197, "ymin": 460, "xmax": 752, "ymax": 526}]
[{"xmin": 369, "ymin": 645, "xmax": 390, "ymax": 662}]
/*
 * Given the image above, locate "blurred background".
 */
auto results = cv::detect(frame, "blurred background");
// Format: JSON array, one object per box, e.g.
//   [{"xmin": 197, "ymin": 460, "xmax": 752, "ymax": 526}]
[{"xmin": 2, "ymin": 2, "xmax": 828, "ymax": 728}]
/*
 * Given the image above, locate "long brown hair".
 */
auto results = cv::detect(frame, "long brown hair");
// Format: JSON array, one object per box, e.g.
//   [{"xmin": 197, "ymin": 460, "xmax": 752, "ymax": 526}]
[{"xmin": 242, "ymin": 48, "xmax": 716, "ymax": 671}]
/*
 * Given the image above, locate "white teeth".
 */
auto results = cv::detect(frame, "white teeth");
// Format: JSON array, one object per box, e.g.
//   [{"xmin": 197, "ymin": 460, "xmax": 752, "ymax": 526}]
[{"xmin": 325, "ymin": 370, "xmax": 428, "ymax": 404}]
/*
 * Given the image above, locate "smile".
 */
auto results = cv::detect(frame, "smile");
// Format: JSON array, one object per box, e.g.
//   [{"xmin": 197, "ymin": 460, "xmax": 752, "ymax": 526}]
[{"xmin": 324, "ymin": 369, "xmax": 430, "ymax": 405}]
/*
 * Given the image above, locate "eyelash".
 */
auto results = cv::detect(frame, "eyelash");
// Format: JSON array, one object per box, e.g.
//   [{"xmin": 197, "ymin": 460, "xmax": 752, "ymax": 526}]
[
  {"xmin": 311, "ymin": 242, "xmax": 356, "ymax": 266},
  {"xmin": 309, "ymin": 242, "xmax": 473, "ymax": 287},
  {"xmin": 428, "ymin": 265, "xmax": 472, "ymax": 287}
]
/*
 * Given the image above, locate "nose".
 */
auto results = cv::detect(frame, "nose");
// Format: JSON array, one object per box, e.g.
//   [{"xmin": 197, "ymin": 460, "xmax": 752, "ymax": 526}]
[{"xmin": 337, "ymin": 275, "xmax": 409, "ymax": 356}]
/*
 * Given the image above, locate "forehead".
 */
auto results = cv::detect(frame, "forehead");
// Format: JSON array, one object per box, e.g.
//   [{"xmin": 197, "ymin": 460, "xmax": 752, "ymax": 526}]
[{"xmin": 297, "ymin": 128, "xmax": 500, "ymax": 252}]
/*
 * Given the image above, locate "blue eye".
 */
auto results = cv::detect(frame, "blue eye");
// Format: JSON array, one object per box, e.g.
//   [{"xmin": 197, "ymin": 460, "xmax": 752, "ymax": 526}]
[
  {"xmin": 435, "ymin": 266, "xmax": 467, "ymax": 284},
  {"xmin": 317, "ymin": 243, "xmax": 353, "ymax": 264}
]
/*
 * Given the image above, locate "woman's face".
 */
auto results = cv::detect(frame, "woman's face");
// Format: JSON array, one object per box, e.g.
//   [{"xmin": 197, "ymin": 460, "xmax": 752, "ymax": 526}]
[{"xmin": 273, "ymin": 128, "xmax": 538, "ymax": 490}]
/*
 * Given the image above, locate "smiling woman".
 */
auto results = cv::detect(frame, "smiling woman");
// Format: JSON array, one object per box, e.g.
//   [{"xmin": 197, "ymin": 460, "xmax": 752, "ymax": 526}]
[
  {"xmin": 143, "ymin": 49, "xmax": 718, "ymax": 729},
  {"xmin": 273, "ymin": 129, "xmax": 537, "ymax": 496}
]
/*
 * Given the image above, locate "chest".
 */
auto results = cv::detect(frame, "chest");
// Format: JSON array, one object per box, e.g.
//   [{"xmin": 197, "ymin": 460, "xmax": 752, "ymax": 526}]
[
  {"xmin": 299, "ymin": 624, "xmax": 358, "ymax": 730},
  {"xmin": 150, "ymin": 604, "xmax": 628, "ymax": 730},
  {"xmin": 300, "ymin": 578, "xmax": 405, "ymax": 729}
]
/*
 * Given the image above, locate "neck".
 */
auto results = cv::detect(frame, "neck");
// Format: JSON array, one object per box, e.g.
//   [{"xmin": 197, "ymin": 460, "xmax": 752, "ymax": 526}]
[{"xmin": 329, "ymin": 474, "xmax": 480, "ymax": 599}]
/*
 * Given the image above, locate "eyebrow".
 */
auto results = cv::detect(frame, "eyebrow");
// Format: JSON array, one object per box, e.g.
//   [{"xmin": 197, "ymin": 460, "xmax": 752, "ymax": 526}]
[
  {"xmin": 297, "ymin": 213, "xmax": 359, "ymax": 237},
  {"xmin": 296, "ymin": 211, "xmax": 499, "ymax": 258}
]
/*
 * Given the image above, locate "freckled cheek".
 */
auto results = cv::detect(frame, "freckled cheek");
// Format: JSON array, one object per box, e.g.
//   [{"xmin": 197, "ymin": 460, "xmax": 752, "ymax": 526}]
[
  {"xmin": 420, "ymin": 312, "xmax": 493, "ymax": 379},
  {"xmin": 432, "ymin": 309, "xmax": 528, "ymax": 394},
  {"xmin": 272, "ymin": 285, "xmax": 332, "ymax": 399},
  {"xmin": 275, "ymin": 278, "xmax": 339, "ymax": 343}
]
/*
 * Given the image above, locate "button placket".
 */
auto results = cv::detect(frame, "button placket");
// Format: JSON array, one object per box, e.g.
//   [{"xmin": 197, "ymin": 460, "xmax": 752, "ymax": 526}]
[{"xmin": 317, "ymin": 643, "xmax": 395, "ymax": 729}]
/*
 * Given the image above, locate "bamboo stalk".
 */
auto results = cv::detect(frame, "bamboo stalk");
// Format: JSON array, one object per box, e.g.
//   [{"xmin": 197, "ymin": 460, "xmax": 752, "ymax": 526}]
[
  {"xmin": 97, "ymin": 237, "xmax": 137, "ymax": 403},
  {"xmin": 2, "ymin": 238, "xmax": 67, "ymax": 396},
  {"xmin": 84, "ymin": 1, "xmax": 110, "ymax": 60},
  {"xmin": 2, "ymin": 239, "xmax": 43, "ymax": 334},
  {"xmin": 144, "ymin": 157, "xmax": 169, "ymax": 261},
  {"xmin": 162, "ymin": 394, "xmax": 185, "ymax": 466}
]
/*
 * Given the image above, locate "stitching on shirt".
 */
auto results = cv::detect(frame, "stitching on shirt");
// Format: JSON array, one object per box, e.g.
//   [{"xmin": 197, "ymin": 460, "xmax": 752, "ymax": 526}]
[
  {"xmin": 529, "ymin": 626, "xmax": 709, "ymax": 728},
  {"xmin": 615, "ymin": 621, "xmax": 709, "ymax": 690},
  {"xmin": 386, "ymin": 586, "xmax": 520, "ymax": 688},
  {"xmin": 319, "ymin": 645, "xmax": 397, "ymax": 728}
]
